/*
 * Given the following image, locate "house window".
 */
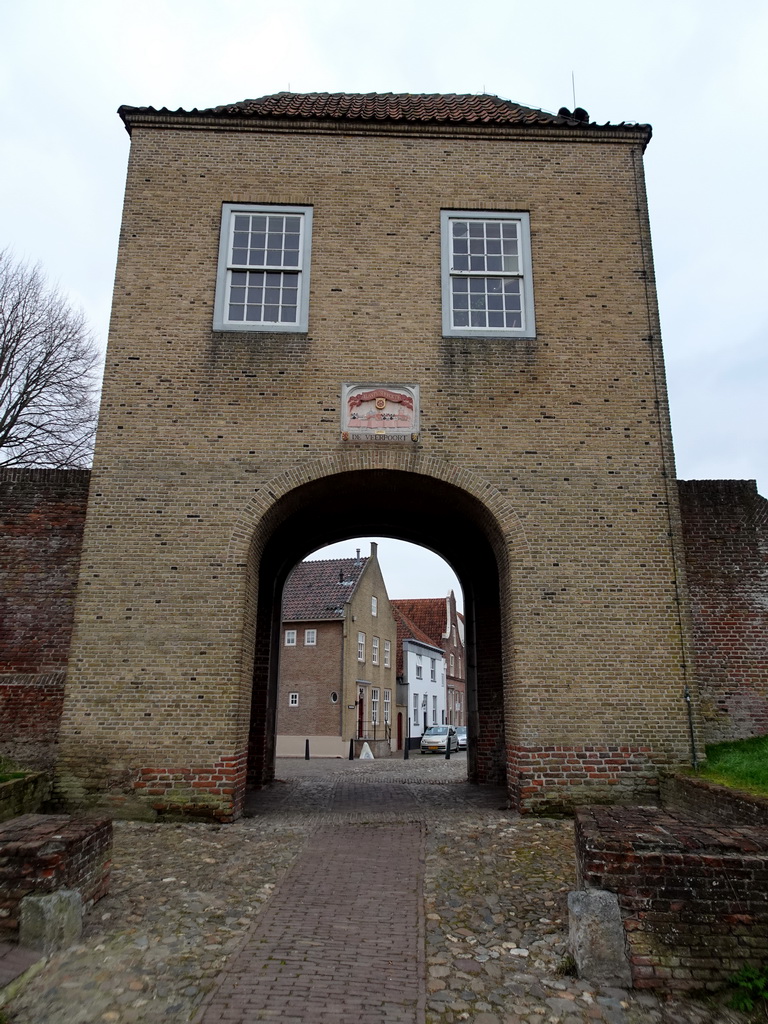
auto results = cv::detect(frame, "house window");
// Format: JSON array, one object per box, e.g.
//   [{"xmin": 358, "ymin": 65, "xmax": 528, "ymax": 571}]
[
  {"xmin": 383, "ymin": 689, "xmax": 391, "ymax": 724},
  {"xmin": 415, "ymin": 658, "xmax": 423, "ymax": 680},
  {"xmin": 413, "ymin": 693, "xmax": 419, "ymax": 724},
  {"xmin": 449, "ymin": 653, "xmax": 455, "ymax": 674},
  {"xmin": 284, "ymin": 629, "xmax": 296, "ymax": 646},
  {"xmin": 452, "ymin": 625, "xmax": 457, "ymax": 645},
  {"xmin": 214, "ymin": 204, "xmax": 313, "ymax": 332},
  {"xmin": 357, "ymin": 632, "xmax": 366, "ymax": 662},
  {"xmin": 384, "ymin": 639, "xmax": 391, "ymax": 668},
  {"xmin": 304, "ymin": 628, "xmax": 317, "ymax": 646},
  {"xmin": 289, "ymin": 692, "xmax": 299, "ymax": 707},
  {"xmin": 430, "ymin": 659, "xmax": 436, "ymax": 682},
  {"xmin": 371, "ymin": 687, "xmax": 380, "ymax": 724},
  {"xmin": 371, "ymin": 596, "xmax": 378, "ymax": 616},
  {"xmin": 441, "ymin": 210, "xmax": 534, "ymax": 338},
  {"xmin": 372, "ymin": 637, "xmax": 380, "ymax": 665},
  {"xmin": 432, "ymin": 695, "xmax": 438, "ymax": 725}
]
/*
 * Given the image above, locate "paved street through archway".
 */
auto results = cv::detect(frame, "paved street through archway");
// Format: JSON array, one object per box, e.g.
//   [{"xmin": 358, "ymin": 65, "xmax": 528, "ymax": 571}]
[{"xmin": 4, "ymin": 756, "xmax": 741, "ymax": 1024}]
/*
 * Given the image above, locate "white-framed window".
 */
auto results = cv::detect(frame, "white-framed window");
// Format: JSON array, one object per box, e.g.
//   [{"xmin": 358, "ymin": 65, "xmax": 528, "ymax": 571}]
[
  {"xmin": 304, "ymin": 628, "xmax": 317, "ymax": 646},
  {"xmin": 458, "ymin": 656, "xmax": 462, "ymax": 677},
  {"xmin": 383, "ymin": 689, "xmax": 391, "ymax": 724},
  {"xmin": 372, "ymin": 636, "xmax": 380, "ymax": 665},
  {"xmin": 432, "ymin": 695, "xmax": 438, "ymax": 725},
  {"xmin": 371, "ymin": 596, "xmax": 378, "ymax": 617},
  {"xmin": 430, "ymin": 658, "xmax": 436, "ymax": 682},
  {"xmin": 452, "ymin": 625, "xmax": 457, "ymax": 645},
  {"xmin": 357, "ymin": 632, "xmax": 366, "ymax": 662},
  {"xmin": 415, "ymin": 658, "xmax": 423, "ymax": 680},
  {"xmin": 384, "ymin": 639, "xmax": 391, "ymax": 668},
  {"xmin": 441, "ymin": 210, "xmax": 535, "ymax": 338},
  {"xmin": 284, "ymin": 629, "xmax": 297, "ymax": 646},
  {"xmin": 413, "ymin": 693, "xmax": 419, "ymax": 723},
  {"xmin": 450, "ymin": 653, "xmax": 455, "ymax": 674},
  {"xmin": 214, "ymin": 203, "xmax": 313, "ymax": 332},
  {"xmin": 289, "ymin": 691, "xmax": 299, "ymax": 707},
  {"xmin": 371, "ymin": 687, "xmax": 380, "ymax": 725}
]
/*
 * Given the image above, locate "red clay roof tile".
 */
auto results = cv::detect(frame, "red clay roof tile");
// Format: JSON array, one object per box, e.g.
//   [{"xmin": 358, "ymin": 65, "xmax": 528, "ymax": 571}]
[
  {"xmin": 282, "ymin": 556, "xmax": 367, "ymax": 622},
  {"xmin": 119, "ymin": 92, "xmax": 650, "ymax": 138}
]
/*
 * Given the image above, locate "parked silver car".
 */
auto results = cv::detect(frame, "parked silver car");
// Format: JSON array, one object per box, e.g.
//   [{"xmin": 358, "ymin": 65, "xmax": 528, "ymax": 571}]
[
  {"xmin": 455, "ymin": 726, "xmax": 467, "ymax": 750},
  {"xmin": 420, "ymin": 725, "xmax": 459, "ymax": 754}
]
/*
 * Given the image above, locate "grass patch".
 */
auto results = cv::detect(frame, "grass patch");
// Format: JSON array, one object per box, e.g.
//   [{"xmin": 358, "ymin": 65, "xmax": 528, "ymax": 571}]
[
  {"xmin": 697, "ymin": 735, "xmax": 768, "ymax": 797},
  {"xmin": 0, "ymin": 754, "xmax": 29, "ymax": 784}
]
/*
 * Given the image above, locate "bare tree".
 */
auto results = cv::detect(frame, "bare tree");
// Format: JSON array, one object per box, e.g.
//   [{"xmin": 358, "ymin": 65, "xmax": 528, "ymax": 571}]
[{"xmin": 0, "ymin": 249, "xmax": 100, "ymax": 468}]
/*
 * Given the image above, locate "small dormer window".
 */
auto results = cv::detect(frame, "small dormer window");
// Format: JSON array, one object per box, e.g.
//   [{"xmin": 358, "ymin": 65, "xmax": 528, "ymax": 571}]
[{"xmin": 371, "ymin": 596, "xmax": 378, "ymax": 616}]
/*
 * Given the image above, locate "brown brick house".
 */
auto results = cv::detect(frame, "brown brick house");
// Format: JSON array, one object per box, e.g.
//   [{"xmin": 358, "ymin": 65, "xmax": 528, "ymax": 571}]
[{"xmin": 276, "ymin": 543, "xmax": 398, "ymax": 757}]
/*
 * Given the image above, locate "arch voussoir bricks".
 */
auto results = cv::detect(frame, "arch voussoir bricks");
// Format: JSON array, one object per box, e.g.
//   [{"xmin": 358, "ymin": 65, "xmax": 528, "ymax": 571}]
[{"xmin": 54, "ymin": 91, "xmax": 703, "ymax": 820}]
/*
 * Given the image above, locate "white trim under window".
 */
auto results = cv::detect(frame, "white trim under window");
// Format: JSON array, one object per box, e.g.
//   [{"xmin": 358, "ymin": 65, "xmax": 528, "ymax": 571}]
[
  {"xmin": 384, "ymin": 639, "xmax": 391, "ymax": 668},
  {"xmin": 288, "ymin": 691, "xmax": 299, "ymax": 707},
  {"xmin": 284, "ymin": 629, "xmax": 297, "ymax": 646},
  {"xmin": 214, "ymin": 203, "xmax": 313, "ymax": 332},
  {"xmin": 357, "ymin": 631, "xmax": 366, "ymax": 663},
  {"xmin": 441, "ymin": 210, "xmax": 535, "ymax": 339},
  {"xmin": 304, "ymin": 628, "xmax": 317, "ymax": 646},
  {"xmin": 372, "ymin": 636, "xmax": 380, "ymax": 666}
]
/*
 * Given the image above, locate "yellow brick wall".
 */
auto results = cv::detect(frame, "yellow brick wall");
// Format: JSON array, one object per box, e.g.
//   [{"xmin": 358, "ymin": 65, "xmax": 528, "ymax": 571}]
[{"xmin": 57, "ymin": 115, "xmax": 696, "ymax": 818}]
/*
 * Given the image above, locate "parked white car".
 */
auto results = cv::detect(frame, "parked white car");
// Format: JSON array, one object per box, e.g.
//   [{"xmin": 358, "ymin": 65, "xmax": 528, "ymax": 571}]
[{"xmin": 420, "ymin": 725, "xmax": 459, "ymax": 754}]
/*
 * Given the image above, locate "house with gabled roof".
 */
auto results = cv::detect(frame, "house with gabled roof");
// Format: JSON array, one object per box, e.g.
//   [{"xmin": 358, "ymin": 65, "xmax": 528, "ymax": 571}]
[
  {"xmin": 392, "ymin": 593, "xmax": 466, "ymax": 730},
  {"xmin": 276, "ymin": 542, "xmax": 399, "ymax": 758},
  {"xmin": 391, "ymin": 603, "xmax": 447, "ymax": 748}
]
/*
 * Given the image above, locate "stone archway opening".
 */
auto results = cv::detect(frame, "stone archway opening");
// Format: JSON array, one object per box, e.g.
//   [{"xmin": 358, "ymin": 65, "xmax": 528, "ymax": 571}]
[
  {"xmin": 243, "ymin": 468, "xmax": 510, "ymax": 795},
  {"xmin": 274, "ymin": 535, "xmax": 466, "ymax": 763}
]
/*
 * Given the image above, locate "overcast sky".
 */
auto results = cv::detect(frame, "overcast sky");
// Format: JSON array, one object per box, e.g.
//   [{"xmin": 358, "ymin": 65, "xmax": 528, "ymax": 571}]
[{"xmin": 2, "ymin": 0, "xmax": 766, "ymax": 606}]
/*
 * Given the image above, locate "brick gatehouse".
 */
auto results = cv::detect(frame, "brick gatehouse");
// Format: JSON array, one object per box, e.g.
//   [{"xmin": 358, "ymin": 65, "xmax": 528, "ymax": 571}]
[{"xmin": 46, "ymin": 93, "xmax": 704, "ymax": 820}]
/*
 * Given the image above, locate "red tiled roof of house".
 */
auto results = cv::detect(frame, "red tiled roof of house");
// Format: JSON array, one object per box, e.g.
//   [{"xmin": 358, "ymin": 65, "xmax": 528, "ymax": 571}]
[
  {"xmin": 392, "ymin": 604, "xmax": 443, "ymax": 676},
  {"xmin": 391, "ymin": 598, "xmax": 448, "ymax": 650},
  {"xmin": 119, "ymin": 92, "xmax": 650, "ymax": 139},
  {"xmin": 282, "ymin": 556, "xmax": 367, "ymax": 622}
]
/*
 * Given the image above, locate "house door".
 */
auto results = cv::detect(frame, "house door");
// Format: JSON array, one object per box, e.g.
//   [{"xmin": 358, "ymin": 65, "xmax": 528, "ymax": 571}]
[
  {"xmin": 397, "ymin": 712, "xmax": 403, "ymax": 750},
  {"xmin": 358, "ymin": 690, "xmax": 364, "ymax": 739}
]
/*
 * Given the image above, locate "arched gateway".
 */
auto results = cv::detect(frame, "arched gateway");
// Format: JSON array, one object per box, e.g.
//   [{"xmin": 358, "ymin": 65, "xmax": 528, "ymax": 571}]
[{"xmin": 57, "ymin": 93, "xmax": 698, "ymax": 820}]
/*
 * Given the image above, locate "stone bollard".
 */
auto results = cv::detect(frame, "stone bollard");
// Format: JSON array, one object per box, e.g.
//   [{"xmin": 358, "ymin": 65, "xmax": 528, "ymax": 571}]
[
  {"xmin": 568, "ymin": 889, "xmax": 631, "ymax": 988},
  {"xmin": 19, "ymin": 890, "xmax": 83, "ymax": 954}
]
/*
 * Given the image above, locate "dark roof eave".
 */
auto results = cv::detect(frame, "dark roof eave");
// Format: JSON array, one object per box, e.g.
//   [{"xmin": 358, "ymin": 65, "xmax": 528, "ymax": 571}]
[{"xmin": 117, "ymin": 95, "xmax": 652, "ymax": 147}]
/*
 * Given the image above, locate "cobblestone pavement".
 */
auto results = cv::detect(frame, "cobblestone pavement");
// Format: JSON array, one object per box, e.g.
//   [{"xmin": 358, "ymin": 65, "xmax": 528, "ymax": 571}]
[{"xmin": 3, "ymin": 755, "xmax": 749, "ymax": 1024}]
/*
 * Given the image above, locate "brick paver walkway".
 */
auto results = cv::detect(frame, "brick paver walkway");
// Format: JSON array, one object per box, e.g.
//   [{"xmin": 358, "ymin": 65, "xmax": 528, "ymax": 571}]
[
  {"xmin": 195, "ymin": 774, "xmax": 438, "ymax": 1024},
  {"xmin": 197, "ymin": 817, "xmax": 425, "ymax": 1024}
]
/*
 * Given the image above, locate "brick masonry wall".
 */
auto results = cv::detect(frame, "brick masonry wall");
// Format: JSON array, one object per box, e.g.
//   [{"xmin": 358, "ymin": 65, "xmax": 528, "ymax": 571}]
[
  {"xmin": 0, "ymin": 469, "xmax": 89, "ymax": 769},
  {"xmin": 54, "ymin": 111, "xmax": 695, "ymax": 817},
  {"xmin": 678, "ymin": 480, "xmax": 768, "ymax": 744},
  {"xmin": 661, "ymin": 772, "xmax": 768, "ymax": 828},
  {"xmin": 0, "ymin": 813, "xmax": 112, "ymax": 937},
  {"xmin": 575, "ymin": 805, "xmax": 768, "ymax": 991},
  {"xmin": 508, "ymin": 744, "xmax": 662, "ymax": 813},
  {"xmin": 276, "ymin": 620, "xmax": 344, "ymax": 739}
]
